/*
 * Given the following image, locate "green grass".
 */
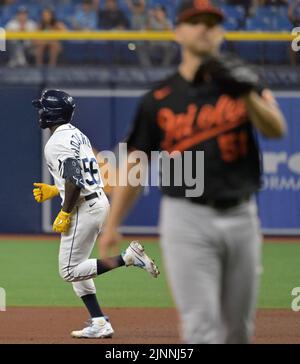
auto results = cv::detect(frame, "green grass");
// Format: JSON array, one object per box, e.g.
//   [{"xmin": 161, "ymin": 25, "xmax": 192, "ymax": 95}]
[
  {"xmin": 0, "ymin": 240, "xmax": 173, "ymax": 307},
  {"xmin": 258, "ymin": 243, "xmax": 300, "ymax": 308},
  {"xmin": 0, "ymin": 239, "xmax": 299, "ymax": 308}
]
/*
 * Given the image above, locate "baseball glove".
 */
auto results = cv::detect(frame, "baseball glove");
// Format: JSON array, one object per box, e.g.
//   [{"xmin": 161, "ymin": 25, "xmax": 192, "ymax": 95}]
[{"xmin": 194, "ymin": 54, "xmax": 260, "ymax": 98}]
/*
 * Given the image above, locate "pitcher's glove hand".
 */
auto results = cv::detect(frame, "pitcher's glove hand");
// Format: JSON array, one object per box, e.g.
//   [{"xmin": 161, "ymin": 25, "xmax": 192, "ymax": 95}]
[
  {"xmin": 194, "ymin": 54, "xmax": 260, "ymax": 98},
  {"xmin": 33, "ymin": 183, "xmax": 59, "ymax": 203},
  {"xmin": 53, "ymin": 210, "xmax": 71, "ymax": 234}
]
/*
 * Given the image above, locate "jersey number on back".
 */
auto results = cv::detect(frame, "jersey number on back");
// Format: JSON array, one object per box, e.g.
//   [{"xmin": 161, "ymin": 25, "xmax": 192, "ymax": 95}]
[{"xmin": 82, "ymin": 158, "xmax": 100, "ymax": 186}]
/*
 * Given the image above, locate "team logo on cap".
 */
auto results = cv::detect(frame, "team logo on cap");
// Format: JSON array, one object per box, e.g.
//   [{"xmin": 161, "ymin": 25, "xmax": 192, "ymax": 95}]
[
  {"xmin": 194, "ymin": 0, "xmax": 218, "ymax": 8},
  {"xmin": 194, "ymin": 0, "xmax": 209, "ymax": 9}
]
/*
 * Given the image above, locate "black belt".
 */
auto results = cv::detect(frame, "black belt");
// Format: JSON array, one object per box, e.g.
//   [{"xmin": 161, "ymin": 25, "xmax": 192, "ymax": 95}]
[
  {"xmin": 198, "ymin": 196, "xmax": 250, "ymax": 210},
  {"xmin": 85, "ymin": 192, "xmax": 101, "ymax": 202}
]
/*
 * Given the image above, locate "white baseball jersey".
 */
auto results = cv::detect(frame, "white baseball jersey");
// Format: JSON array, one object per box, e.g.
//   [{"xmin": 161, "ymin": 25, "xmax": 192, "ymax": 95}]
[{"xmin": 44, "ymin": 123, "xmax": 104, "ymax": 203}]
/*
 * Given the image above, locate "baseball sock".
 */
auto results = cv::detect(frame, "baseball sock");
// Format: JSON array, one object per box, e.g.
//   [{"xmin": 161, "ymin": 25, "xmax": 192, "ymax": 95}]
[
  {"xmin": 81, "ymin": 294, "xmax": 104, "ymax": 318},
  {"xmin": 96, "ymin": 255, "xmax": 125, "ymax": 275}
]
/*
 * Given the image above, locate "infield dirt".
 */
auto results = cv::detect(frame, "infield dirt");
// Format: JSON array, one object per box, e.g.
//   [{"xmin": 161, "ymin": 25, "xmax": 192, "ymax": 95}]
[{"xmin": 0, "ymin": 307, "xmax": 299, "ymax": 344}]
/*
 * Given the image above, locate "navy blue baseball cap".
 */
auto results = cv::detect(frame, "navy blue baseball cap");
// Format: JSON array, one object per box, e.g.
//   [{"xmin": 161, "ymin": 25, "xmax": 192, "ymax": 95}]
[{"xmin": 176, "ymin": 0, "xmax": 225, "ymax": 24}]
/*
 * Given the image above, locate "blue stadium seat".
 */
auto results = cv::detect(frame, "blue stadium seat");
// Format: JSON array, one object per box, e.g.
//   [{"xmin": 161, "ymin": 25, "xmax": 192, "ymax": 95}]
[
  {"xmin": 246, "ymin": 17, "xmax": 271, "ymax": 31},
  {"xmin": 222, "ymin": 5, "xmax": 245, "ymax": 22},
  {"xmin": 274, "ymin": 16, "xmax": 292, "ymax": 31},
  {"xmin": 276, "ymin": 6, "xmax": 288, "ymax": 17},
  {"xmin": 254, "ymin": 5, "xmax": 290, "ymax": 31},
  {"xmin": 26, "ymin": 5, "xmax": 42, "ymax": 22},
  {"xmin": 255, "ymin": 6, "xmax": 274, "ymax": 19},
  {"xmin": 224, "ymin": 17, "xmax": 238, "ymax": 31},
  {"xmin": 0, "ymin": 13, "xmax": 4, "ymax": 27},
  {"xmin": 0, "ymin": 4, "xmax": 19, "ymax": 26},
  {"xmin": 56, "ymin": 4, "xmax": 74, "ymax": 24},
  {"xmin": 0, "ymin": 0, "xmax": 292, "ymax": 66}
]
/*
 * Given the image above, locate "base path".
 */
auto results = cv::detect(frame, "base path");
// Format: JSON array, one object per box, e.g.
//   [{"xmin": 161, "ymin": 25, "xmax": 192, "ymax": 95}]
[{"xmin": 0, "ymin": 308, "xmax": 299, "ymax": 344}]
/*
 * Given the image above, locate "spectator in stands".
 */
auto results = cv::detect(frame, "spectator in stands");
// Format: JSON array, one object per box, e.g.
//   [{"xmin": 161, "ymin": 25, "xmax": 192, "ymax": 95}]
[
  {"xmin": 126, "ymin": 0, "xmax": 148, "ymax": 30},
  {"xmin": 148, "ymin": 4, "xmax": 173, "ymax": 31},
  {"xmin": 5, "ymin": 6, "xmax": 37, "ymax": 67},
  {"xmin": 72, "ymin": 0, "xmax": 98, "ymax": 30},
  {"xmin": 35, "ymin": 8, "xmax": 66, "ymax": 67},
  {"xmin": 147, "ymin": 4, "xmax": 175, "ymax": 67},
  {"xmin": 226, "ymin": 0, "xmax": 257, "ymax": 17},
  {"xmin": 125, "ymin": 0, "xmax": 152, "ymax": 66},
  {"xmin": 288, "ymin": 0, "xmax": 300, "ymax": 26},
  {"xmin": 98, "ymin": 0, "xmax": 129, "ymax": 29}
]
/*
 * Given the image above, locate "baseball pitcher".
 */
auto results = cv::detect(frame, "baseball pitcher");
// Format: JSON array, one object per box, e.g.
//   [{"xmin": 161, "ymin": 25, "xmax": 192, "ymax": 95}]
[
  {"xmin": 99, "ymin": 1, "xmax": 287, "ymax": 344},
  {"xmin": 32, "ymin": 89, "xmax": 159, "ymax": 339}
]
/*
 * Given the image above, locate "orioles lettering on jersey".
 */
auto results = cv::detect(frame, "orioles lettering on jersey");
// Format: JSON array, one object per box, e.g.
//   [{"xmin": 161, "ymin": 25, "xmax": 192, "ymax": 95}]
[{"xmin": 157, "ymin": 95, "xmax": 247, "ymax": 153}]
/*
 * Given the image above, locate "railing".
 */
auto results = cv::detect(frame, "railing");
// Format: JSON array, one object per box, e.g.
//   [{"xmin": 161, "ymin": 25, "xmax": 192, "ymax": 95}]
[{"xmin": 2, "ymin": 30, "xmax": 296, "ymax": 41}]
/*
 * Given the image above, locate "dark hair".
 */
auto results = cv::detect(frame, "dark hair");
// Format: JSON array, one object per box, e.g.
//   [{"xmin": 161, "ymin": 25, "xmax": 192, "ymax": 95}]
[{"xmin": 40, "ymin": 7, "xmax": 57, "ymax": 29}]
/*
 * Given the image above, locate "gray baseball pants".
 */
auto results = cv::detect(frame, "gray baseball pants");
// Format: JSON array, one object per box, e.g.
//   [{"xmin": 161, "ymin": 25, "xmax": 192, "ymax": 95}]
[{"xmin": 160, "ymin": 196, "xmax": 262, "ymax": 344}]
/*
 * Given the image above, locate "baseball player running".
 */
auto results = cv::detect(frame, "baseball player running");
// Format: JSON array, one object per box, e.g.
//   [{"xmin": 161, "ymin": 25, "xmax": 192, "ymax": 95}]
[
  {"xmin": 99, "ymin": 1, "xmax": 287, "ymax": 344},
  {"xmin": 32, "ymin": 89, "xmax": 159, "ymax": 339}
]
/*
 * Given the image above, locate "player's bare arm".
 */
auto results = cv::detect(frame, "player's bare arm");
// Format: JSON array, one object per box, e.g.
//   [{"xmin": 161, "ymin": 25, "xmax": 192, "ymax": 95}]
[
  {"xmin": 243, "ymin": 90, "xmax": 287, "ymax": 139},
  {"xmin": 52, "ymin": 180, "xmax": 81, "ymax": 234},
  {"xmin": 62, "ymin": 180, "xmax": 81, "ymax": 213},
  {"xmin": 52, "ymin": 157, "xmax": 85, "ymax": 233}
]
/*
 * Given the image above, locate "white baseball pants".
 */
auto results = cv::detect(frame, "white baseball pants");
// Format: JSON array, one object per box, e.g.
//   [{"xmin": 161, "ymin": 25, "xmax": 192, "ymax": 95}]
[{"xmin": 58, "ymin": 192, "xmax": 110, "ymax": 298}]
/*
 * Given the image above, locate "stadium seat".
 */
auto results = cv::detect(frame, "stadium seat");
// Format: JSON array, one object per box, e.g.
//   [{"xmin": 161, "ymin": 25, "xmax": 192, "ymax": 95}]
[
  {"xmin": 222, "ymin": 5, "xmax": 245, "ymax": 22},
  {"xmin": 224, "ymin": 17, "xmax": 239, "ymax": 31},
  {"xmin": 246, "ymin": 18, "xmax": 271, "ymax": 31},
  {"xmin": 274, "ymin": 17, "xmax": 292, "ymax": 31},
  {"xmin": 0, "ymin": 0, "xmax": 292, "ymax": 66},
  {"xmin": 0, "ymin": 4, "xmax": 19, "ymax": 26},
  {"xmin": 0, "ymin": 14, "xmax": 4, "ymax": 28},
  {"xmin": 55, "ymin": 4, "xmax": 75, "ymax": 25},
  {"xmin": 276, "ymin": 5, "xmax": 288, "ymax": 17},
  {"xmin": 255, "ymin": 6, "xmax": 274, "ymax": 19}
]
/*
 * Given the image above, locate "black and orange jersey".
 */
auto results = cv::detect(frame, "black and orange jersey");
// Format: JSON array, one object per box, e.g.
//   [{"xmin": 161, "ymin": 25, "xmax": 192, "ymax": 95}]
[{"xmin": 127, "ymin": 72, "xmax": 262, "ymax": 202}]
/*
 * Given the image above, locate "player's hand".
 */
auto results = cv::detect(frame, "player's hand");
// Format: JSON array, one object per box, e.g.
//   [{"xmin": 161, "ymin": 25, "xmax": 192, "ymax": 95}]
[
  {"xmin": 99, "ymin": 228, "xmax": 123, "ymax": 258},
  {"xmin": 33, "ymin": 183, "xmax": 59, "ymax": 203},
  {"xmin": 53, "ymin": 210, "xmax": 71, "ymax": 234},
  {"xmin": 194, "ymin": 54, "xmax": 259, "ymax": 98}
]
